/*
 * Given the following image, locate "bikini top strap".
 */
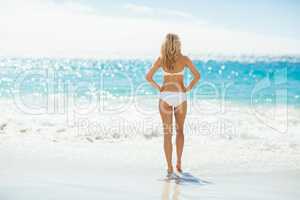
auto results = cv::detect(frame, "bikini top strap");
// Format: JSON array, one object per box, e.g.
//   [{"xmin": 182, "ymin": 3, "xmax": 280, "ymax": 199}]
[{"xmin": 163, "ymin": 68, "xmax": 184, "ymax": 76}]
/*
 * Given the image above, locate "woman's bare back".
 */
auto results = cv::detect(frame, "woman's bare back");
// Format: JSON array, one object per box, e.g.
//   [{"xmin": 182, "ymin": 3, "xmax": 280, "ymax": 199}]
[{"xmin": 161, "ymin": 55, "xmax": 187, "ymax": 92}]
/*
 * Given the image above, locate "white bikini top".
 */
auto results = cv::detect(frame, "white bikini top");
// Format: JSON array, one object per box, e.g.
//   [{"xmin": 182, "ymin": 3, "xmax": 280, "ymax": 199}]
[{"xmin": 162, "ymin": 68, "xmax": 184, "ymax": 76}]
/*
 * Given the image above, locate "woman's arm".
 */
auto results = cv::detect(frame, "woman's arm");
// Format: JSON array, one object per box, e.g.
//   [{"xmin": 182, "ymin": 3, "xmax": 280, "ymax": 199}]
[
  {"xmin": 184, "ymin": 56, "xmax": 200, "ymax": 92},
  {"xmin": 145, "ymin": 57, "xmax": 162, "ymax": 91}
]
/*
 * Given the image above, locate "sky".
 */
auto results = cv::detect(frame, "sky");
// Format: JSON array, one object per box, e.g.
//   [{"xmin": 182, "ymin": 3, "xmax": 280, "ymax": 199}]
[{"xmin": 0, "ymin": 0, "xmax": 299, "ymax": 58}]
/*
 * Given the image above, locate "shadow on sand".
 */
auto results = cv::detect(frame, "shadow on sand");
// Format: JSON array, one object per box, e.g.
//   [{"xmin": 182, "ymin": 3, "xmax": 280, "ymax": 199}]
[
  {"xmin": 175, "ymin": 172, "xmax": 212, "ymax": 186},
  {"xmin": 161, "ymin": 172, "xmax": 212, "ymax": 200}
]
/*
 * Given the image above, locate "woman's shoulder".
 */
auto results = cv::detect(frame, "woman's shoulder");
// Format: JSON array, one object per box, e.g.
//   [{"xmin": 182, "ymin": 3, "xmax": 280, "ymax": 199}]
[
  {"xmin": 178, "ymin": 55, "xmax": 192, "ymax": 67},
  {"xmin": 180, "ymin": 55, "xmax": 192, "ymax": 62},
  {"xmin": 154, "ymin": 56, "xmax": 162, "ymax": 65}
]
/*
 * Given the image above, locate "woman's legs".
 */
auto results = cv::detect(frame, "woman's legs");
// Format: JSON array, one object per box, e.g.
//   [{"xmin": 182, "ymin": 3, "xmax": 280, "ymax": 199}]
[
  {"xmin": 159, "ymin": 99, "xmax": 174, "ymax": 173},
  {"xmin": 174, "ymin": 101, "xmax": 187, "ymax": 172}
]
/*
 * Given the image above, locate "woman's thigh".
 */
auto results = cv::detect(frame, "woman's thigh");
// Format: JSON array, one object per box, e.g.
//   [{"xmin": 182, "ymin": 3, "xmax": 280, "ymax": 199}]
[
  {"xmin": 174, "ymin": 101, "xmax": 187, "ymax": 132},
  {"xmin": 159, "ymin": 99, "xmax": 173, "ymax": 133}
]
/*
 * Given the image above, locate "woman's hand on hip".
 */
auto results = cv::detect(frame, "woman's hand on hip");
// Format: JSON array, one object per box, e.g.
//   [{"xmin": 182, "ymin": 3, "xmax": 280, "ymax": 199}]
[{"xmin": 159, "ymin": 86, "xmax": 164, "ymax": 92}]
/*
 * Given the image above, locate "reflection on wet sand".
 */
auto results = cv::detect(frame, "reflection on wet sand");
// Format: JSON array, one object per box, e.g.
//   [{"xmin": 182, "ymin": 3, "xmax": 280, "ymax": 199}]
[{"xmin": 162, "ymin": 181, "xmax": 180, "ymax": 200}]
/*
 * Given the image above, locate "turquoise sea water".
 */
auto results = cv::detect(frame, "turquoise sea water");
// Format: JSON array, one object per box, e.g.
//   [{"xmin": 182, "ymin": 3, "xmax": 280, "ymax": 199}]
[{"xmin": 0, "ymin": 57, "xmax": 299, "ymax": 107}]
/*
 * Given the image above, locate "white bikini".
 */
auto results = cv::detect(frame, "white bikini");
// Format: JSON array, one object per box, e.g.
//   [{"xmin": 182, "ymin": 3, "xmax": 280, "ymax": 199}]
[{"xmin": 159, "ymin": 68, "xmax": 187, "ymax": 107}]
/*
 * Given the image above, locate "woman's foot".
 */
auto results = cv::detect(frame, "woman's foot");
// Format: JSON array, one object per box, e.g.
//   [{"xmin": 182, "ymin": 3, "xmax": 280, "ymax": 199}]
[
  {"xmin": 176, "ymin": 162, "xmax": 182, "ymax": 173},
  {"xmin": 166, "ymin": 171, "xmax": 179, "ymax": 180},
  {"xmin": 167, "ymin": 167, "xmax": 173, "ymax": 174}
]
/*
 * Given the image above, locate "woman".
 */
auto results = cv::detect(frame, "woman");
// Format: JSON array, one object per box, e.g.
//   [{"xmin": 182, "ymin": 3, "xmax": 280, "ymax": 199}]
[{"xmin": 145, "ymin": 33, "xmax": 200, "ymax": 178}]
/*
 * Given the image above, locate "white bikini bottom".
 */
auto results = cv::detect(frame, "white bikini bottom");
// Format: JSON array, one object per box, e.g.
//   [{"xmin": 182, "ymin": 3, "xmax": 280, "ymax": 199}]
[{"xmin": 159, "ymin": 92, "xmax": 187, "ymax": 107}]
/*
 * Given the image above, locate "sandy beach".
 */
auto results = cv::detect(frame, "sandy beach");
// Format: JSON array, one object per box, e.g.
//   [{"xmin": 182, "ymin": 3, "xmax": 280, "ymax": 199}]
[{"xmin": 0, "ymin": 132, "xmax": 299, "ymax": 200}]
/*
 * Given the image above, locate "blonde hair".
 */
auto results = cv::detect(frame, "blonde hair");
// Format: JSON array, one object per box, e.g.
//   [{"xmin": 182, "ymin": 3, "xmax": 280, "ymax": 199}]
[{"xmin": 160, "ymin": 33, "xmax": 182, "ymax": 70}]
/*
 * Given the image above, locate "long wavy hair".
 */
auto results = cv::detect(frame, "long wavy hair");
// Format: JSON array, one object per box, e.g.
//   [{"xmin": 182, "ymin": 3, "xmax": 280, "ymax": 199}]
[{"xmin": 160, "ymin": 33, "xmax": 182, "ymax": 71}]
